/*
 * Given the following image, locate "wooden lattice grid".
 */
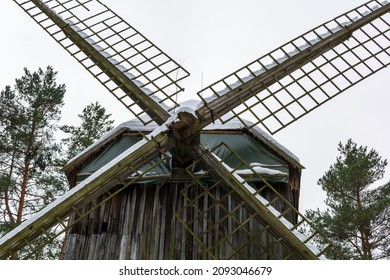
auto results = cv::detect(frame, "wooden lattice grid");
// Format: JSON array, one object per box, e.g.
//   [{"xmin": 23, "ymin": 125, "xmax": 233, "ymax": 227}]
[
  {"xmin": 197, "ymin": 1, "xmax": 390, "ymax": 134},
  {"xmin": 0, "ymin": 134, "xmax": 172, "ymax": 259},
  {"xmin": 175, "ymin": 175, "xmax": 298, "ymax": 260},
  {"xmin": 174, "ymin": 142, "xmax": 345, "ymax": 259},
  {"xmin": 13, "ymin": 0, "xmax": 190, "ymax": 124}
]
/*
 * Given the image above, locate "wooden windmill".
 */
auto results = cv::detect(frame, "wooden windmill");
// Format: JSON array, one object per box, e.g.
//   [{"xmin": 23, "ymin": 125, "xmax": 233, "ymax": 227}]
[{"xmin": 0, "ymin": 0, "xmax": 389, "ymax": 260}]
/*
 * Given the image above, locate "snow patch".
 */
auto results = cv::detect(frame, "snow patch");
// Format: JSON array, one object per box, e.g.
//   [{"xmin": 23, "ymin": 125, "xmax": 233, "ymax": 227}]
[
  {"xmin": 236, "ymin": 163, "xmax": 288, "ymax": 176},
  {"xmin": 177, "ymin": 99, "xmax": 203, "ymax": 111}
]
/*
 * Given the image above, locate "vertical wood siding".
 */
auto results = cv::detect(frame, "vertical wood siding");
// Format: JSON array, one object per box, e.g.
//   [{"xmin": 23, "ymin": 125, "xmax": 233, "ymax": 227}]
[{"xmin": 61, "ymin": 181, "xmax": 297, "ymax": 260}]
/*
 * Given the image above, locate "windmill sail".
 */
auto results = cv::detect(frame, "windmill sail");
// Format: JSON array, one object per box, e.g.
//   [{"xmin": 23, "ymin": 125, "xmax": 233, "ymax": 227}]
[
  {"xmin": 196, "ymin": 0, "xmax": 390, "ymax": 134},
  {"xmin": 179, "ymin": 143, "xmax": 330, "ymax": 259},
  {"xmin": 0, "ymin": 130, "xmax": 173, "ymax": 259},
  {"xmin": 13, "ymin": 0, "xmax": 190, "ymax": 124}
]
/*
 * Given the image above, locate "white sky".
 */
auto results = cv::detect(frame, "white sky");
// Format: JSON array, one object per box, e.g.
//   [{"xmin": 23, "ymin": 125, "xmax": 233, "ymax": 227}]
[{"xmin": 0, "ymin": 0, "xmax": 389, "ymax": 213}]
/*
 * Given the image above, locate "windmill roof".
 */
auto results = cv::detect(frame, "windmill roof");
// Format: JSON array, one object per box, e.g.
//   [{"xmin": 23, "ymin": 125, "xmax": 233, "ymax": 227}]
[{"xmin": 64, "ymin": 115, "xmax": 302, "ymax": 174}]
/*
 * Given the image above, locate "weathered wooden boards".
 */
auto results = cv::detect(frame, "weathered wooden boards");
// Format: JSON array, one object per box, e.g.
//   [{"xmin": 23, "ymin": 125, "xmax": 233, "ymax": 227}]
[{"xmin": 60, "ymin": 181, "xmax": 296, "ymax": 260}]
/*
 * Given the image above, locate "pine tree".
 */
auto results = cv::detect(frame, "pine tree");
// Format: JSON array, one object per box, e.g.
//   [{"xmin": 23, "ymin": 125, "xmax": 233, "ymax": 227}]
[
  {"xmin": 0, "ymin": 66, "xmax": 67, "ymax": 259},
  {"xmin": 61, "ymin": 101, "xmax": 114, "ymax": 160},
  {"xmin": 306, "ymin": 139, "xmax": 390, "ymax": 259}
]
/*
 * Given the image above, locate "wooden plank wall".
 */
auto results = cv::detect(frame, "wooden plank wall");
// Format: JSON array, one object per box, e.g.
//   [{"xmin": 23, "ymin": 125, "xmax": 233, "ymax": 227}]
[{"xmin": 60, "ymin": 181, "xmax": 297, "ymax": 260}]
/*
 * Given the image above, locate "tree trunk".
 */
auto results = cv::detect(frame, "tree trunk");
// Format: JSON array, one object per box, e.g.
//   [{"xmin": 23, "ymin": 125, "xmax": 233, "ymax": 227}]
[
  {"xmin": 359, "ymin": 224, "xmax": 372, "ymax": 259},
  {"xmin": 16, "ymin": 160, "xmax": 30, "ymax": 223},
  {"xmin": 4, "ymin": 150, "xmax": 17, "ymax": 224},
  {"xmin": 356, "ymin": 190, "xmax": 372, "ymax": 259}
]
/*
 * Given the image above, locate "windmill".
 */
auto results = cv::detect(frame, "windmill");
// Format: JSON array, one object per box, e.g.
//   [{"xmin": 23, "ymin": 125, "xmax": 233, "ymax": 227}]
[{"xmin": 0, "ymin": 0, "xmax": 389, "ymax": 259}]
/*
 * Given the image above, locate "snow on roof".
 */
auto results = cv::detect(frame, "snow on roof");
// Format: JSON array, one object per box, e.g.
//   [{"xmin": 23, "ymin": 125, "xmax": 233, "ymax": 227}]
[
  {"xmin": 65, "ymin": 122, "xmax": 132, "ymax": 167},
  {"xmin": 236, "ymin": 163, "xmax": 288, "ymax": 177},
  {"xmin": 205, "ymin": 119, "xmax": 301, "ymax": 165},
  {"xmin": 66, "ymin": 100, "xmax": 300, "ymax": 168}
]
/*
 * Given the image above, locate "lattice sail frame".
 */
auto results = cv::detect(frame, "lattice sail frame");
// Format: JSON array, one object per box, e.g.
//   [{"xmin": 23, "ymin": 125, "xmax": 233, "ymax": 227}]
[
  {"xmin": 177, "ymin": 142, "xmax": 335, "ymax": 260},
  {"xmin": 197, "ymin": 0, "xmax": 390, "ymax": 134},
  {"xmin": 0, "ymin": 131, "xmax": 173, "ymax": 259},
  {"xmin": 13, "ymin": 0, "xmax": 190, "ymax": 124},
  {"xmin": 20, "ymin": 157, "xmax": 171, "ymax": 260}
]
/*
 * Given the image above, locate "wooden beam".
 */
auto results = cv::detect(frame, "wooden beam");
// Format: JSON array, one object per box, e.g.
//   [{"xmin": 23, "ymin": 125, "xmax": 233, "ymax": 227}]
[
  {"xmin": 196, "ymin": 3, "xmax": 390, "ymax": 129},
  {"xmin": 192, "ymin": 144, "xmax": 320, "ymax": 260},
  {"xmin": 30, "ymin": 0, "xmax": 171, "ymax": 125}
]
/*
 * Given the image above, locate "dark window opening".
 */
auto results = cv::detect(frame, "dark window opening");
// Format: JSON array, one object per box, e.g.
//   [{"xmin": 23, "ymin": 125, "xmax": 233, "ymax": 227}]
[{"xmin": 101, "ymin": 222, "xmax": 109, "ymax": 233}]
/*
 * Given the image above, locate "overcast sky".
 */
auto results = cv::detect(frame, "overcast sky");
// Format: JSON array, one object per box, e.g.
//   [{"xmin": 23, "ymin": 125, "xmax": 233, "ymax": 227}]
[{"xmin": 0, "ymin": 0, "xmax": 389, "ymax": 212}]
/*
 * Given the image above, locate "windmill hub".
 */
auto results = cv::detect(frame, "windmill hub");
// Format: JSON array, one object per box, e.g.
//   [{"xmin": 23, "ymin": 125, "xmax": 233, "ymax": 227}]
[
  {"xmin": 169, "ymin": 110, "xmax": 201, "ymax": 168},
  {"xmin": 170, "ymin": 111, "xmax": 200, "ymax": 142}
]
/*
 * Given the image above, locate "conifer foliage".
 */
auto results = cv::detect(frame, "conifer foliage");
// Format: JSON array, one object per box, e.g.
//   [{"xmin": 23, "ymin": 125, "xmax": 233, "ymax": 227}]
[
  {"xmin": 0, "ymin": 67, "xmax": 115, "ymax": 259},
  {"xmin": 61, "ymin": 101, "xmax": 114, "ymax": 160},
  {"xmin": 306, "ymin": 139, "xmax": 390, "ymax": 259},
  {"xmin": 0, "ymin": 66, "xmax": 67, "ymax": 258}
]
